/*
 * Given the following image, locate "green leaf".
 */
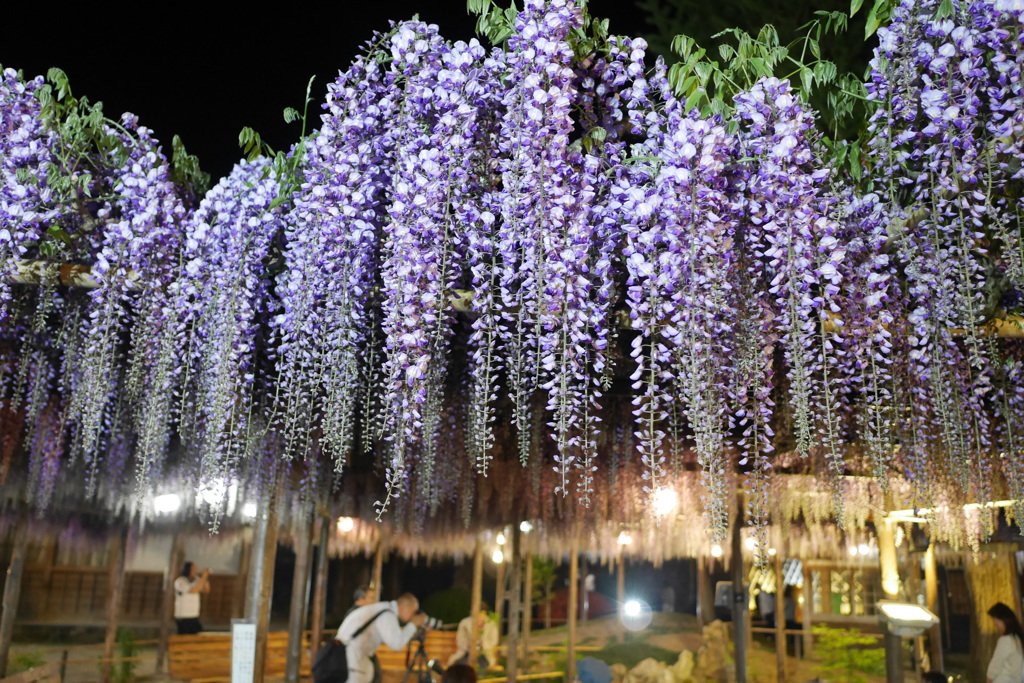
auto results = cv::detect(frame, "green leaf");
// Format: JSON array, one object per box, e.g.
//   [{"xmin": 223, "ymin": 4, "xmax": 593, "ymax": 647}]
[
  {"xmin": 809, "ymin": 39, "xmax": 820, "ymax": 59},
  {"xmin": 800, "ymin": 66, "xmax": 814, "ymax": 95},
  {"xmin": 283, "ymin": 107, "xmax": 300, "ymax": 124},
  {"xmin": 864, "ymin": 3, "xmax": 881, "ymax": 38},
  {"xmin": 850, "ymin": 0, "xmax": 864, "ymax": 16},
  {"xmin": 935, "ymin": 0, "xmax": 954, "ymax": 19}
]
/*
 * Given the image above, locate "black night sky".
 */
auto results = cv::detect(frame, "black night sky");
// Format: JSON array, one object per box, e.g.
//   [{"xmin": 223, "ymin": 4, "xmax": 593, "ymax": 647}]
[{"xmin": 2, "ymin": 2, "xmax": 647, "ymax": 183}]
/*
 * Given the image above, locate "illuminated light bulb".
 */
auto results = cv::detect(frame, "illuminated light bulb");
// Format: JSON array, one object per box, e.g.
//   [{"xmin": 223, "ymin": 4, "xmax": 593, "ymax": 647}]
[
  {"xmin": 849, "ymin": 546, "xmax": 859, "ymax": 557},
  {"xmin": 768, "ymin": 547, "xmax": 777, "ymax": 556},
  {"xmin": 520, "ymin": 521, "xmax": 533, "ymax": 533},
  {"xmin": 858, "ymin": 544, "xmax": 870, "ymax": 556},
  {"xmin": 654, "ymin": 487, "xmax": 678, "ymax": 516},
  {"xmin": 745, "ymin": 537, "xmax": 757, "ymax": 550},
  {"xmin": 711, "ymin": 544, "xmax": 723, "ymax": 558},
  {"xmin": 154, "ymin": 494, "xmax": 181, "ymax": 514},
  {"xmin": 496, "ymin": 532, "xmax": 506, "ymax": 546},
  {"xmin": 337, "ymin": 517, "xmax": 355, "ymax": 532},
  {"xmin": 624, "ymin": 600, "xmax": 641, "ymax": 617},
  {"xmin": 492, "ymin": 550, "xmax": 504, "ymax": 564},
  {"xmin": 242, "ymin": 502, "xmax": 258, "ymax": 519},
  {"xmin": 617, "ymin": 531, "xmax": 633, "ymax": 546}
]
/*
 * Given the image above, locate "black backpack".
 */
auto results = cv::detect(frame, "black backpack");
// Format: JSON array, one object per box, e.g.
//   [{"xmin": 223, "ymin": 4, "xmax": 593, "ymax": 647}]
[{"xmin": 312, "ymin": 609, "xmax": 388, "ymax": 683}]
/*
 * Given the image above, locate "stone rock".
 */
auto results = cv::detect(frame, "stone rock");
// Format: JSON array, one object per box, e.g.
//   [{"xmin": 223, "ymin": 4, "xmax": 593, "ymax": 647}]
[
  {"xmin": 610, "ymin": 663, "xmax": 629, "ymax": 683},
  {"xmin": 669, "ymin": 650, "xmax": 695, "ymax": 683},
  {"xmin": 624, "ymin": 658, "xmax": 673, "ymax": 683},
  {"xmin": 693, "ymin": 620, "xmax": 729, "ymax": 683}
]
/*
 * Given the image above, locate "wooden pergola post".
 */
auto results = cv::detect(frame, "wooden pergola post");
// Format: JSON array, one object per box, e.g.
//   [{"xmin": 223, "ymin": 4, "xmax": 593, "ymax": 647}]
[
  {"xmin": 522, "ymin": 544, "xmax": 533, "ymax": 665},
  {"xmin": 697, "ymin": 555, "xmax": 712, "ymax": 626},
  {"xmin": 616, "ymin": 551, "xmax": 625, "ymax": 619},
  {"xmin": 566, "ymin": 536, "xmax": 579, "ymax": 683},
  {"xmin": 286, "ymin": 508, "xmax": 314, "ymax": 683},
  {"xmin": 310, "ymin": 516, "xmax": 332, "ymax": 653},
  {"xmin": 156, "ymin": 530, "xmax": 185, "ymax": 673},
  {"xmin": 371, "ymin": 535, "xmax": 385, "ymax": 601},
  {"xmin": 101, "ymin": 524, "xmax": 129, "ymax": 683},
  {"xmin": 774, "ymin": 551, "xmax": 786, "ymax": 683},
  {"xmin": 506, "ymin": 526, "xmax": 522, "ymax": 682},
  {"xmin": 233, "ymin": 531, "xmax": 252, "ymax": 619},
  {"xmin": 580, "ymin": 555, "xmax": 588, "ymax": 625},
  {"xmin": 730, "ymin": 493, "xmax": 747, "ymax": 683},
  {"xmin": 801, "ymin": 565, "xmax": 813, "ymax": 657},
  {"xmin": 495, "ymin": 544, "xmax": 506, "ymax": 632},
  {"xmin": 923, "ymin": 542, "xmax": 943, "ymax": 672},
  {"xmin": 252, "ymin": 482, "xmax": 281, "ymax": 683},
  {"xmin": 877, "ymin": 517, "xmax": 902, "ymax": 683},
  {"xmin": 0, "ymin": 506, "xmax": 28, "ymax": 678},
  {"xmin": 470, "ymin": 537, "xmax": 483, "ymax": 661}
]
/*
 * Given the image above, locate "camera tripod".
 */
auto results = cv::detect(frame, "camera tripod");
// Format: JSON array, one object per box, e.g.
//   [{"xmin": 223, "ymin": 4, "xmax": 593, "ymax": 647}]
[{"xmin": 401, "ymin": 634, "xmax": 437, "ymax": 683}]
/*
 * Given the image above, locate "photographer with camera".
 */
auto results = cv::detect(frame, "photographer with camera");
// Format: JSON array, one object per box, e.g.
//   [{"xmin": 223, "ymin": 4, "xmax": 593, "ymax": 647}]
[
  {"xmin": 173, "ymin": 561, "xmax": 210, "ymax": 634},
  {"xmin": 333, "ymin": 593, "xmax": 430, "ymax": 683}
]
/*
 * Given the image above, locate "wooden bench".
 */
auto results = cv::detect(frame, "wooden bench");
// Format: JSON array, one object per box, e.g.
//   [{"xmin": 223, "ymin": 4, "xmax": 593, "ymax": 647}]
[
  {"xmin": 168, "ymin": 631, "xmax": 310, "ymax": 682},
  {"xmin": 0, "ymin": 662, "xmax": 61, "ymax": 683},
  {"xmin": 375, "ymin": 630, "xmax": 458, "ymax": 672}
]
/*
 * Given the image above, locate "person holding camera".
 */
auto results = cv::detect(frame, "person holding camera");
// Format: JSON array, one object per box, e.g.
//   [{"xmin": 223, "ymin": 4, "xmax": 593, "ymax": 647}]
[
  {"xmin": 174, "ymin": 561, "xmax": 210, "ymax": 634},
  {"xmin": 336, "ymin": 593, "xmax": 428, "ymax": 683}
]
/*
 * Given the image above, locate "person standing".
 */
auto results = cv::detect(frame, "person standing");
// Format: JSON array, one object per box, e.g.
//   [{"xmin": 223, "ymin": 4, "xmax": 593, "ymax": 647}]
[
  {"xmin": 174, "ymin": 561, "xmax": 210, "ymax": 635},
  {"xmin": 448, "ymin": 604, "xmax": 499, "ymax": 671},
  {"xmin": 986, "ymin": 602, "xmax": 1024, "ymax": 683},
  {"xmin": 335, "ymin": 593, "xmax": 427, "ymax": 683}
]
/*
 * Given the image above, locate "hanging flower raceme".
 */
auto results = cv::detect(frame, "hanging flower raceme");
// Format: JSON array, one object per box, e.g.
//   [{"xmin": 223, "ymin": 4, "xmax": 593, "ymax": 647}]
[
  {"xmin": 69, "ymin": 115, "xmax": 184, "ymax": 477},
  {"xmin": 276, "ymin": 50, "xmax": 396, "ymax": 468},
  {"xmin": 0, "ymin": 68, "xmax": 58, "ymax": 319},
  {"xmin": 175, "ymin": 156, "xmax": 281, "ymax": 505}
]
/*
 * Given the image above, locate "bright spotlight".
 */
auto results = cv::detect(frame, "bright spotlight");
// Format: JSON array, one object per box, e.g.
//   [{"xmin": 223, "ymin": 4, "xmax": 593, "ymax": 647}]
[
  {"xmin": 744, "ymin": 537, "xmax": 757, "ymax": 551},
  {"xmin": 857, "ymin": 543, "xmax": 871, "ymax": 556},
  {"xmin": 496, "ymin": 532, "xmax": 506, "ymax": 546},
  {"xmin": 849, "ymin": 546, "xmax": 859, "ymax": 557},
  {"xmin": 617, "ymin": 531, "xmax": 633, "ymax": 546},
  {"xmin": 337, "ymin": 517, "xmax": 355, "ymax": 532},
  {"xmin": 242, "ymin": 502, "xmax": 258, "ymax": 519},
  {"xmin": 520, "ymin": 521, "xmax": 533, "ymax": 533},
  {"xmin": 710, "ymin": 544, "xmax": 723, "ymax": 558},
  {"xmin": 492, "ymin": 549, "xmax": 504, "ymax": 564},
  {"xmin": 154, "ymin": 494, "xmax": 181, "ymax": 514},
  {"xmin": 654, "ymin": 487, "xmax": 677, "ymax": 516},
  {"xmin": 620, "ymin": 598, "xmax": 653, "ymax": 631}
]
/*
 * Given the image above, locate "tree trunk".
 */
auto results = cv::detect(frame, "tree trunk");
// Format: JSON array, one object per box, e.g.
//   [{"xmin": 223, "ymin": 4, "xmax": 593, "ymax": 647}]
[
  {"xmin": 730, "ymin": 493, "xmax": 747, "ymax": 683},
  {"xmin": 522, "ymin": 548, "xmax": 533, "ymax": 665},
  {"xmin": 470, "ymin": 537, "xmax": 483, "ymax": 660},
  {"xmin": 506, "ymin": 526, "xmax": 522, "ymax": 682},
  {"xmin": 774, "ymin": 551, "xmax": 786, "ymax": 683}
]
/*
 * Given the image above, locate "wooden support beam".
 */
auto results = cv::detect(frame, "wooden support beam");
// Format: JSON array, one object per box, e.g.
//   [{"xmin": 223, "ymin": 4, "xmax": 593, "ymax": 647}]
[
  {"xmin": 233, "ymin": 532, "xmax": 252, "ymax": 620},
  {"xmin": 310, "ymin": 517, "xmax": 331, "ymax": 653},
  {"xmin": 522, "ymin": 546, "xmax": 533, "ymax": 666},
  {"xmin": 252, "ymin": 484, "xmax": 280, "ymax": 683},
  {"xmin": 471, "ymin": 537, "xmax": 484, "ymax": 662},
  {"xmin": 566, "ymin": 536, "xmax": 578, "ymax": 683},
  {"xmin": 580, "ymin": 555, "xmax": 588, "ymax": 625},
  {"xmin": 371, "ymin": 536, "xmax": 385, "ymax": 602},
  {"xmin": 617, "ymin": 552, "xmax": 625, "ymax": 620},
  {"xmin": 877, "ymin": 519, "xmax": 900, "ymax": 600},
  {"xmin": 101, "ymin": 525, "xmax": 128, "ymax": 683},
  {"xmin": 774, "ymin": 552, "xmax": 786, "ymax": 683},
  {"xmin": 697, "ymin": 556, "xmax": 712, "ymax": 626},
  {"xmin": 495, "ymin": 546, "xmax": 506, "ymax": 633},
  {"xmin": 286, "ymin": 508, "xmax": 313, "ymax": 683},
  {"xmin": 506, "ymin": 526, "xmax": 522, "ymax": 682},
  {"xmin": 0, "ymin": 507, "xmax": 28, "ymax": 677},
  {"xmin": 801, "ymin": 566, "xmax": 813, "ymax": 658},
  {"xmin": 730, "ymin": 492, "xmax": 747, "ymax": 683},
  {"xmin": 156, "ymin": 531, "xmax": 185, "ymax": 673}
]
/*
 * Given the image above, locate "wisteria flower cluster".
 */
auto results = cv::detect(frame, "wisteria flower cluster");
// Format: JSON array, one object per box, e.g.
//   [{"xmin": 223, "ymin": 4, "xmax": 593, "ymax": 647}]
[{"xmin": 1, "ymin": 0, "xmax": 1023, "ymax": 551}]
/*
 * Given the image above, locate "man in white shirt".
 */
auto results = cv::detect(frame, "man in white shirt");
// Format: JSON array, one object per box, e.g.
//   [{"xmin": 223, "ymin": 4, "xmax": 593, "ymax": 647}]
[
  {"xmin": 336, "ymin": 593, "xmax": 427, "ymax": 683},
  {"xmin": 173, "ymin": 561, "xmax": 210, "ymax": 634},
  {"xmin": 447, "ymin": 605, "xmax": 499, "ymax": 671}
]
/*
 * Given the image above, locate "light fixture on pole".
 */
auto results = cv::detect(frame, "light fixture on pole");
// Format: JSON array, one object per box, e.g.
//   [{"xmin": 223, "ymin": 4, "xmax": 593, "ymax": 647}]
[{"xmin": 877, "ymin": 602, "xmax": 939, "ymax": 683}]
